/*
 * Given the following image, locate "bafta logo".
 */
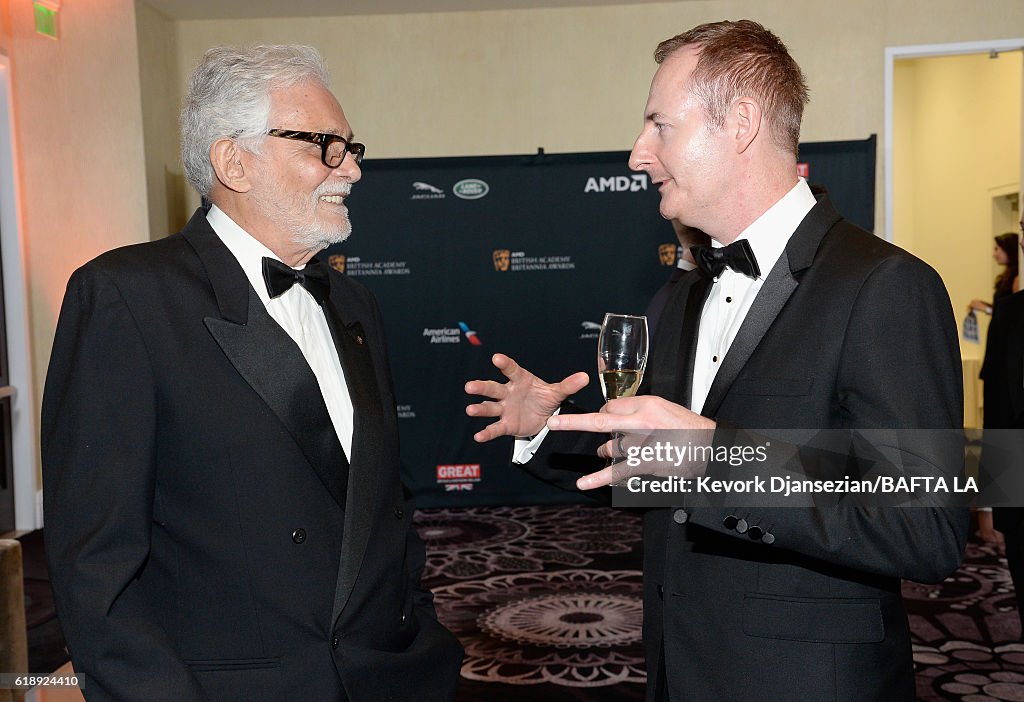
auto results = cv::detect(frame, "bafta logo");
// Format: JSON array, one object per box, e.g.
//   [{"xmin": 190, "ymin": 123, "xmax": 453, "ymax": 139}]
[
  {"xmin": 328, "ymin": 255, "xmax": 346, "ymax": 274},
  {"xmin": 658, "ymin": 243, "xmax": 678, "ymax": 267},
  {"xmin": 492, "ymin": 249, "xmax": 510, "ymax": 272}
]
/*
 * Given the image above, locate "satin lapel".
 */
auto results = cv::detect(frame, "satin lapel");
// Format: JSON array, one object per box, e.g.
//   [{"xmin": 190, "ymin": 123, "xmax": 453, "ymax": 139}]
[
  {"xmin": 322, "ymin": 282, "xmax": 387, "ymax": 624},
  {"xmin": 699, "ymin": 252, "xmax": 798, "ymax": 418},
  {"xmin": 699, "ymin": 196, "xmax": 842, "ymax": 418},
  {"xmin": 184, "ymin": 212, "xmax": 348, "ymax": 509},
  {"xmin": 204, "ymin": 292, "xmax": 349, "ymax": 508}
]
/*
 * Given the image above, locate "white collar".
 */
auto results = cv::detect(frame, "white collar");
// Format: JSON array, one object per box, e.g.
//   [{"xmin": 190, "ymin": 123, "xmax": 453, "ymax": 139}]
[
  {"xmin": 206, "ymin": 205, "xmax": 287, "ymax": 306},
  {"xmin": 716, "ymin": 178, "xmax": 816, "ymax": 280}
]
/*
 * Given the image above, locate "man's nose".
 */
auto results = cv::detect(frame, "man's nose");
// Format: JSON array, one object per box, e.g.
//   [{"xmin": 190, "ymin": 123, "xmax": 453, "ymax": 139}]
[
  {"xmin": 628, "ymin": 133, "xmax": 651, "ymax": 172},
  {"xmin": 336, "ymin": 155, "xmax": 361, "ymax": 183}
]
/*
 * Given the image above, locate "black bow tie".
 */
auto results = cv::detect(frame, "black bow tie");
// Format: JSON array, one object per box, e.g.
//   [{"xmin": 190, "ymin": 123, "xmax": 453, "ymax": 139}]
[
  {"xmin": 691, "ymin": 240, "xmax": 761, "ymax": 280},
  {"xmin": 262, "ymin": 257, "xmax": 331, "ymax": 305}
]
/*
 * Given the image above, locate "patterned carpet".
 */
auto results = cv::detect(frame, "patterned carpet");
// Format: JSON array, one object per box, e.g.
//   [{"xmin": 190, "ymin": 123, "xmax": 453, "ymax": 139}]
[
  {"xmin": 18, "ymin": 506, "xmax": 1024, "ymax": 700},
  {"xmin": 415, "ymin": 505, "xmax": 1024, "ymax": 702},
  {"xmin": 418, "ymin": 506, "xmax": 646, "ymax": 700},
  {"xmin": 904, "ymin": 539, "xmax": 1024, "ymax": 700}
]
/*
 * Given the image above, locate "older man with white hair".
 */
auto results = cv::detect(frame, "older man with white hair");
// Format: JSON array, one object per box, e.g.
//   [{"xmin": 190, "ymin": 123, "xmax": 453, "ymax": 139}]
[{"xmin": 42, "ymin": 44, "xmax": 462, "ymax": 702}]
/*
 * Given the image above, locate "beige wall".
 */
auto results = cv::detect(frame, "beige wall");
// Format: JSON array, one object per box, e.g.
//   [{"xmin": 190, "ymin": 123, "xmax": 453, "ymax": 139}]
[
  {"xmin": 6, "ymin": 0, "xmax": 148, "ymax": 488},
  {"xmin": 136, "ymin": 0, "xmax": 186, "ymax": 238},
  {"xmin": 0, "ymin": 1, "xmax": 11, "ymax": 57},
  {"xmin": 148, "ymin": 0, "xmax": 1024, "ymax": 227},
  {"xmin": 894, "ymin": 52, "xmax": 1022, "ymax": 361}
]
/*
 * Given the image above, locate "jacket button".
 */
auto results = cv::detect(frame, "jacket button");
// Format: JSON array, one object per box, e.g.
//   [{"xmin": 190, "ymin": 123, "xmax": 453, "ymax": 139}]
[
  {"xmin": 394, "ymin": 507, "xmax": 404, "ymax": 520},
  {"xmin": 748, "ymin": 525, "xmax": 764, "ymax": 541},
  {"xmin": 735, "ymin": 518, "xmax": 749, "ymax": 534},
  {"xmin": 331, "ymin": 636, "xmax": 339, "ymax": 650},
  {"xmin": 401, "ymin": 612, "xmax": 407, "ymax": 624},
  {"xmin": 672, "ymin": 509, "xmax": 688, "ymax": 524},
  {"xmin": 291, "ymin": 528, "xmax": 307, "ymax": 544},
  {"xmin": 657, "ymin": 584, "xmax": 664, "ymax": 600},
  {"xmin": 722, "ymin": 515, "xmax": 738, "ymax": 530},
  {"xmin": 762, "ymin": 532, "xmax": 776, "ymax": 545}
]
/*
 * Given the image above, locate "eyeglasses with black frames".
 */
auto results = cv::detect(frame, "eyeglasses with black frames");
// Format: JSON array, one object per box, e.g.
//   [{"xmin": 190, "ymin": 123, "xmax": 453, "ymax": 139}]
[{"xmin": 265, "ymin": 129, "xmax": 365, "ymax": 168}]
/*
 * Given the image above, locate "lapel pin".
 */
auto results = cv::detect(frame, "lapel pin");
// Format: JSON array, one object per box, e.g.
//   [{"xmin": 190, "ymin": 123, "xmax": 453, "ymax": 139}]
[{"xmin": 355, "ymin": 334, "xmax": 364, "ymax": 345}]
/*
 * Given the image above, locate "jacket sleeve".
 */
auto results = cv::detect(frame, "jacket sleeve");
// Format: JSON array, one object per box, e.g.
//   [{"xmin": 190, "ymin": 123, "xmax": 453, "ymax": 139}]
[
  {"xmin": 687, "ymin": 254, "xmax": 969, "ymax": 583},
  {"xmin": 41, "ymin": 265, "xmax": 208, "ymax": 701}
]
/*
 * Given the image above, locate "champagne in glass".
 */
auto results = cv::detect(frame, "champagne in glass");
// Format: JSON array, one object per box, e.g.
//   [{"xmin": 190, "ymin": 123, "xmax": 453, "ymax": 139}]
[
  {"xmin": 598, "ymin": 314, "xmax": 649, "ymax": 400},
  {"xmin": 600, "ymin": 368, "xmax": 643, "ymax": 401},
  {"xmin": 598, "ymin": 313, "xmax": 649, "ymax": 485}
]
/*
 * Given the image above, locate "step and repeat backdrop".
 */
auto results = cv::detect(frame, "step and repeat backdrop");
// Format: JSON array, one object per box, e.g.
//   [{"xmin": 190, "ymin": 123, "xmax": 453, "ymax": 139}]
[{"xmin": 324, "ymin": 137, "xmax": 876, "ymax": 507}]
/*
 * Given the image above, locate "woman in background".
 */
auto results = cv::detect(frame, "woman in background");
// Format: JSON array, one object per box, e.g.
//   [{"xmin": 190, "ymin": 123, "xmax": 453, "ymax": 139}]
[
  {"xmin": 977, "ymin": 231, "xmax": 1021, "ymax": 554},
  {"xmin": 970, "ymin": 231, "xmax": 1020, "ymax": 316}
]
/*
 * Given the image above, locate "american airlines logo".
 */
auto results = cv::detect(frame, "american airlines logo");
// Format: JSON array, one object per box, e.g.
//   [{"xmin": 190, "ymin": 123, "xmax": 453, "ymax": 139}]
[{"xmin": 584, "ymin": 174, "xmax": 648, "ymax": 193}]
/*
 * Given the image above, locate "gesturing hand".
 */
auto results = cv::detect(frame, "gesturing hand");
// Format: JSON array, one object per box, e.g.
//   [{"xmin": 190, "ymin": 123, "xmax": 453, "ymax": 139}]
[{"xmin": 465, "ymin": 353, "xmax": 589, "ymax": 442}]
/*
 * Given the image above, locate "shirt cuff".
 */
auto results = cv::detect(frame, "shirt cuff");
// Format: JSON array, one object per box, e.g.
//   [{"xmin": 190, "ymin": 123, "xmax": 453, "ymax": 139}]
[{"xmin": 511, "ymin": 408, "xmax": 560, "ymax": 464}]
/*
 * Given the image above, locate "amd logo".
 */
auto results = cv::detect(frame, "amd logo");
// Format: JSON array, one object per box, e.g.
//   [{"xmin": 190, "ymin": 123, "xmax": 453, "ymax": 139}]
[{"xmin": 584, "ymin": 174, "xmax": 648, "ymax": 193}]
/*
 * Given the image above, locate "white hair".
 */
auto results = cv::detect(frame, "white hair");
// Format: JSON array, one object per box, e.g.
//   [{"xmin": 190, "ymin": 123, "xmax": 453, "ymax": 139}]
[{"xmin": 180, "ymin": 44, "xmax": 330, "ymax": 197}]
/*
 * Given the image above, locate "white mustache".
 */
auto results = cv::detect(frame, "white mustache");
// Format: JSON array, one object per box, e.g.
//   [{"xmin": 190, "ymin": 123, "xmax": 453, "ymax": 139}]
[{"xmin": 314, "ymin": 183, "xmax": 352, "ymax": 199}]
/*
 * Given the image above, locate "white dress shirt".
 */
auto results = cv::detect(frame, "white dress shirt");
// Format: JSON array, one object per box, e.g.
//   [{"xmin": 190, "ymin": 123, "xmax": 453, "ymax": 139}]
[
  {"xmin": 207, "ymin": 205, "xmax": 355, "ymax": 458},
  {"xmin": 690, "ymin": 178, "xmax": 816, "ymax": 414}
]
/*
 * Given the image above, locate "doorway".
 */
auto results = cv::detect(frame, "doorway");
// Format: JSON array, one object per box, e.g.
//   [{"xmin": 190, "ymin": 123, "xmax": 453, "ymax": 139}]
[{"xmin": 887, "ymin": 40, "xmax": 1023, "ymax": 428}]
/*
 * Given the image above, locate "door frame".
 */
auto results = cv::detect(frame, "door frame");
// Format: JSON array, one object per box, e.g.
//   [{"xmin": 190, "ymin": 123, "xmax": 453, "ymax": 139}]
[
  {"xmin": 884, "ymin": 38, "xmax": 1024, "ymax": 243},
  {"xmin": 0, "ymin": 53, "xmax": 39, "ymax": 531}
]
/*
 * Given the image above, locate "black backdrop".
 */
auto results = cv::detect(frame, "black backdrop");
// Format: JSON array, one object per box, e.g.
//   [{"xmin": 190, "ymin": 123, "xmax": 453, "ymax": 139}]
[{"xmin": 324, "ymin": 136, "xmax": 876, "ymax": 506}]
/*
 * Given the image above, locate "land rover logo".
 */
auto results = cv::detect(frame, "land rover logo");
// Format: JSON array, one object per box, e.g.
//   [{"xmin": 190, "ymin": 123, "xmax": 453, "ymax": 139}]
[{"xmin": 453, "ymin": 179, "xmax": 490, "ymax": 200}]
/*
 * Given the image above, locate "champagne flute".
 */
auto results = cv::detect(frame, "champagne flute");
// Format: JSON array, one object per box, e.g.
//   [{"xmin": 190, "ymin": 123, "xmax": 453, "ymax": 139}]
[{"xmin": 598, "ymin": 313, "xmax": 649, "ymax": 483}]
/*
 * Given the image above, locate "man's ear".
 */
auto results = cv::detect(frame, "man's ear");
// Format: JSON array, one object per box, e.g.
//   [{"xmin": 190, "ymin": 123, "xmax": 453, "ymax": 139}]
[
  {"xmin": 210, "ymin": 138, "xmax": 252, "ymax": 193},
  {"xmin": 732, "ymin": 97, "xmax": 762, "ymax": 154}
]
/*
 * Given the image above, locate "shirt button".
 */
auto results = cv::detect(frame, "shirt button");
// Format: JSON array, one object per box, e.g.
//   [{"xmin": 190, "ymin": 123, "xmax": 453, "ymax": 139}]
[
  {"xmin": 726, "ymin": 296, "xmax": 733, "ymax": 303},
  {"xmin": 712, "ymin": 355, "xmax": 719, "ymax": 363},
  {"xmin": 291, "ymin": 528, "xmax": 307, "ymax": 544}
]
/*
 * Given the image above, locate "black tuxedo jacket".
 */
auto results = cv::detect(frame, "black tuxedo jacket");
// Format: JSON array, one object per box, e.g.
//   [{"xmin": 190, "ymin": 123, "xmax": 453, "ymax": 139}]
[
  {"xmin": 529, "ymin": 198, "xmax": 967, "ymax": 701},
  {"xmin": 979, "ymin": 292, "xmax": 1024, "ymax": 570},
  {"xmin": 41, "ymin": 209, "xmax": 462, "ymax": 702},
  {"xmin": 645, "ymin": 266, "xmax": 690, "ymax": 335},
  {"xmin": 981, "ymin": 291, "xmax": 1024, "ymax": 430}
]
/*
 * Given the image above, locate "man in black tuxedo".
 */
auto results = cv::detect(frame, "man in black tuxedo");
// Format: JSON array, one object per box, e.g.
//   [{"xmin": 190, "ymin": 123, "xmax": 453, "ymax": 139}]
[
  {"xmin": 41, "ymin": 45, "xmax": 462, "ymax": 702},
  {"xmin": 467, "ymin": 20, "xmax": 966, "ymax": 700},
  {"xmin": 646, "ymin": 221, "xmax": 709, "ymax": 333}
]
